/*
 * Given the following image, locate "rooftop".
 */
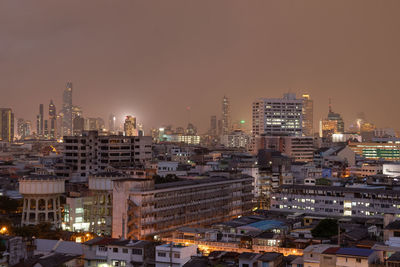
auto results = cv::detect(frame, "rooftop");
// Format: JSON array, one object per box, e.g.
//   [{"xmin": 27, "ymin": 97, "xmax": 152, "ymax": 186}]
[{"xmin": 335, "ymin": 248, "xmax": 375, "ymax": 257}]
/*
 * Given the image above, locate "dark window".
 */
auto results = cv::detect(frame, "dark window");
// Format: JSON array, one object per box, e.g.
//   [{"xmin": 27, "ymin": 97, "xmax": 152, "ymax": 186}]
[{"xmin": 132, "ymin": 249, "xmax": 142, "ymax": 255}]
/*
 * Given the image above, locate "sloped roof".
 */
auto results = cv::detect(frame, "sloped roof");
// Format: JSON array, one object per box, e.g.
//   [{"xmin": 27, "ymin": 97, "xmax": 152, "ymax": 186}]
[
  {"xmin": 335, "ymin": 248, "xmax": 374, "ymax": 257},
  {"xmin": 35, "ymin": 239, "xmax": 83, "ymax": 255}
]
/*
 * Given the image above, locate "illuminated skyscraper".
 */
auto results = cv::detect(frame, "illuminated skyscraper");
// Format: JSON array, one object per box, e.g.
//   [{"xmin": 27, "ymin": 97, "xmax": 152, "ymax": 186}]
[
  {"xmin": 302, "ymin": 94, "xmax": 313, "ymax": 137},
  {"xmin": 37, "ymin": 104, "xmax": 44, "ymax": 136},
  {"xmin": 109, "ymin": 114, "xmax": 116, "ymax": 133},
  {"xmin": 222, "ymin": 96, "xmax": 230, "ymax": 135},
  {"xmin": 49, "ymin": 100, "xmax": 56, "ymax": 138},
  {"xmin": 319, "ymin": 99, "xmax": 344, "ymax": 138},
  {"xmin": 62, "ymin": 82, "xmax": 73, "ymax": 136},
  {"xmin": 124, "ymin": 116, "xmax": 138, "ymax": 136},
  {"xmin": 0, "ymin": 108, "xmax": 14, "ymax": 142}
]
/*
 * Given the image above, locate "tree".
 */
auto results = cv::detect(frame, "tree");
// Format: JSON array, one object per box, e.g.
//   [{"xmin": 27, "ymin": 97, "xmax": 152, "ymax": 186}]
[{"xmin": 311, "ymin": 219, "xmax": 338, "ymax": 239}]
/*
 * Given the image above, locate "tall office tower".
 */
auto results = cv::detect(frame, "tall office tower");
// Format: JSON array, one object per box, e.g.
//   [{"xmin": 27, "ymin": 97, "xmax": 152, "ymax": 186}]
[
  {"xmin": 62, "ymin": 82, "xmax": 73, "ymax": 136},
  {"xmin": 49, "ymin": 100, "xmax": 56, "ymax": 138},
  {"xmin": 44, "ymin": 120, "xmax": 49, "ymax": 138},
  {"xmin": 23, "ymin": 121, "xmax": 31, "ymax": 138},
  {"xmin": 319, "ymin": 99, "xmax": 345, "ymax": 138},
  {"xmin": 217, "ymin": 119, "xmax": 223, "ymax": 136},
  {"xmin": 0, "ymin": 108, "xmax": 14, "ymax": 142},
  {"xmin": 73, "ymin": 116, "xmax": 85, "ymax": 136},
  {"xmin": 36, "ymin": 104, "xmax": 44, "ymax": 136},
  {"xmin": 252, "ymin": 93, "xmax": 303, "ymax": 138},
  {"xmin": 210, "ymin": 115, "xmax": 217, "ymax": 136},
  {"xmin": 124, "ymin": 116, "xmax": 138, "ymax": 136},
  {"xmin": 108, "ymin": 114, "xmax": 116, "ymax": 133},
  {"xmin": 222, "ymin": 96, "xmax": 230, "ymax": 135},
  {"xmin": 302, "ymin": 94, "xmax": 313, "ymax": 137},
  {"xmin": 17, "ymin": 119, "xmax": 25, "ymax": 139}
]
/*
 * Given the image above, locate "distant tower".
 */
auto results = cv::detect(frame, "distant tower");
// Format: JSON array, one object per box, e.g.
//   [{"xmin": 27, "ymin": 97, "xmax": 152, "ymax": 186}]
[
  {"xmin": 302, "ymin": 94, "xmax": 314, "ymax": 136},
  {"xmin": 109, "ymin": 114, "xmax": 116, "ymax": 133},
  {"xmin": 37, "ymin": 104, "xmax": 44, "ymax": 136},
  {"xmin": 0, "ymin": 108, "xmax": 14, "ymax": 142},
  {"xmin": 49, "ymin": 100, "xmax": 56, "ymax": 139},
  {"xmin": 210, "ymin": 115, "xmax": 217, "ymax": 136},
  {"xmin": 17, "ymin": 119, "xmax": 25, "ymax": 139},
  {"xmin": 222, "ymin": 96, "xmax": 230, "ymax": 135},
  {"xmin": 124, "ymin": 116, "xmax": 138, "ymax": 136},
  {"xmin": 320, "ymin": 99, "xmax": 345, "ymax": 138},
  {"xmin": 20, "ymin": 174, "xmax": 65, "ymax": 227},
  {"xmin": 62, "ymin": 82, "xmax": 73, "ymax": 136},
  {"xmin": 44, "ymin": 120, "xmax": 49, "ymax": 138}
]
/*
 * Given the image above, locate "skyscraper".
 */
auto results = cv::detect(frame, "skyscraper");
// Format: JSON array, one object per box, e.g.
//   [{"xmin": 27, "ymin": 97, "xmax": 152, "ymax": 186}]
[
  {"xmin": 62, "ymin": 82, "xmax": 73, "ymax": 136},
  {"xmin": 222, "ymin": 96, "xmax": 230, "ymax": 135},
  {"xmin": 0, "ymin": 108, "xmax": 14, "ymax": 142},
  {"xmin": 252, "ymin": 93, "xmax": 303, "ymax": 138},
  {"xmin": 302, "ymin": 94, "xmax": 313, "ymax": 137},
  {"xmin": 49, "ymin": 100, "xmax": 56, "ymax": 138},
  {"xmin": 37, "ymin": 104, "xmax": 44, "ymax": 136},
  {"xmin": 109, "ymin": 114, "xmax": 116, "ymax": 133},
  {"xmin": 319, "ymin": 99, "xmax": 345, "ymax": 138},
  {"xmin": 17, "ymin": 118, "xmax": 25, "ymax": 139},
  {"xmin": 124, "ymin": 116, "xmax": 138, "ymax": 136},
  {"xmin": 210, "ymin": 115, "xmax": 217, "ymax": 136}
]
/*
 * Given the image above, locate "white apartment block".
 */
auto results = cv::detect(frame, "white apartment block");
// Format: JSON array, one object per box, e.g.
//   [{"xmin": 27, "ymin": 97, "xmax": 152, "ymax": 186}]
[
  {"xmin": 271, "ymin": 184, "xmax": 400, "ymax": 219},
  {"xmin": 155, "ymin": 243, "xmax": 197, "ymax": 267}
]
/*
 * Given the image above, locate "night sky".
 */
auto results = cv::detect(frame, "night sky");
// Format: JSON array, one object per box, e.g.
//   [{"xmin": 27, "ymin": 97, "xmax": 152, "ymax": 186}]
[{"xmin": 1, "ymin": 1, "xmax": 400, "ymax": 133}]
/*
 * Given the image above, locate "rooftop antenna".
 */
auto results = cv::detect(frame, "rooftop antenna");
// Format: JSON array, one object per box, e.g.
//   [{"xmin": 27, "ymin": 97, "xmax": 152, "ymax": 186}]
[{"xmin": 329, "ymin": 98, "xmax": 332, "ymax": 113}]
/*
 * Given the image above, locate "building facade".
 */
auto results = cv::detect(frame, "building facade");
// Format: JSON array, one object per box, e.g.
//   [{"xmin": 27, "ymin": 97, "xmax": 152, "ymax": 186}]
[
  {"xmin": 58, "ymin": 131, "xmax": 152, "ymax": 181},
  {"xmin": 271, "ymin": 184, "xmax": 400, "ymax": 219},
  {"xmin": 252, "ymin": 93, "xmax": 303, "ymax": 153},
  {"xmin": 302, "ymin": 94, "xmax": 313, "ymax": 137},
  {"xmin": 112, "ymin": 176, "xmax": 254, "ymax": 240},
  {"xmin": 0, "ymin": 108, "xmax": 14, "ymax": 142}
]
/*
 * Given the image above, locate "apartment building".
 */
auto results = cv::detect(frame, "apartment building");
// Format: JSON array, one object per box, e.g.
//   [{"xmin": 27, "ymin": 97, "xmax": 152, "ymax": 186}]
[
  {"xmin": 271, "ymin": 184, "xmax": 400, "ymax": 219},
  {"xmin": 82, "ymin": 237, "xmax": 155, "ymax": 267},
  {"xmin": 255, "ymin": 135, "xmax": 314, "ymax": 162},
  {"xmin": 155, "ymin": 243, "xmax": 197, "ymax": 267},
  {"xmin": 112, "ymin": 175, "xmax": 254, "ymax": 240},
  {"xmin": 57, "ymin": 131, "xmax": 152, "ymax": 181}
]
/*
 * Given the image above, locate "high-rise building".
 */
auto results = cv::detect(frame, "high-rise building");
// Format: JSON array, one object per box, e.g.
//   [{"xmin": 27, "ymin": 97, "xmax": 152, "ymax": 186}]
[
  {"xmin": 17, "ymin": 119, "xmax": 25, "ymax": 139},
  {"xmin": 44, "ymin": 120, "xmax": 49, "ymax": 138},
  {"xmin": 108, "ymin": 114, "xmax": 116, "ymax": 133},
  {"xmin": 252, "ymin": 93, "xmax": 303, "ymax": 138},
  {"xmin": 222, "ymin": 96, "xmax": 230, "ymax": 135},
  {"xmin": 62, "ymin": 82, "xmax": 73, "ymax": 136},
  {"xmin": 84, "ymin": 118, "xmax": 104, "ymax": 132},
  {"xmin": 124, "ymin": 116, "xmax": 138, "ymax": 136},
  {"xmin": 49, "ymin": 100, "xmax": 56, "ymax": 138},
  {"xmin": 17, "ymin": 120, "xmax": 31, "ymax": 139},
  {"xmin": 73, "ymin": 116, "xmax": 85, "ymax": 136},
  {"xmin": 0, "ymin": 108, "xmax": 14, "ymax": 142},
  {"xmin": 36, "ymin": 104, "xmax": 44, "ymax": 136},
  {"xmin": 302, "ymin": 94, "xmax": 313, "ymax": 137},
  {"xmin": 319, "ymin": 100, "xmax": 345, "ymax": 138},
  {"xmin": 210, "ymin": 115, "xmax": 217, "ymax": 136}
]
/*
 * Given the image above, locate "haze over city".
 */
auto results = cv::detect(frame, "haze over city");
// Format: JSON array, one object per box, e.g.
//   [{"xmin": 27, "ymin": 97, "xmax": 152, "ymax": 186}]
[{"xmin": 2, "ymin": 0, "xmax": 400, "ymax": 132}]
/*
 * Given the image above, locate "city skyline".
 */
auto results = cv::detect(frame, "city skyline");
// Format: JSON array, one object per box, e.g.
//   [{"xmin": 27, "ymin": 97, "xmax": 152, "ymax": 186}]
[{"xmin": 2, "ymin": 1, "xmax": 400, "ymax": 133}]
